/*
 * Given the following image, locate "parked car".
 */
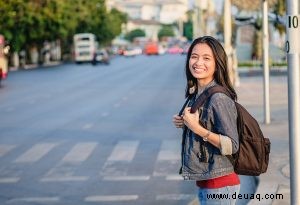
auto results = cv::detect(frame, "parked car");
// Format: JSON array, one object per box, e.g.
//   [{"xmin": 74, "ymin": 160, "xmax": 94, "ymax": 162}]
[
  {"xmin": 93, "ymin": 49, "xmax": 110, "ymax": 65},
  {"xmin": 167, "ymin": 45, "xmax": 183, "ymax": 54},
  {"xmin": 123, "ymin": 46, "xmax": 142, "ymax": 57},
  {"xmin": 158, "ymin": 45, "xmax": 167, "ymax": 55},
  {"xmin": 144, "ymin": 42, "xmax": 159, "ymax": 55}
]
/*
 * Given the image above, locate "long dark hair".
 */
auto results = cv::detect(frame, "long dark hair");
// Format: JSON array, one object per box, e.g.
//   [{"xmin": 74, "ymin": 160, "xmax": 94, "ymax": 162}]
[{"xmin": 185, "ymin": 36, "xmax": 237, "ymax": 100}]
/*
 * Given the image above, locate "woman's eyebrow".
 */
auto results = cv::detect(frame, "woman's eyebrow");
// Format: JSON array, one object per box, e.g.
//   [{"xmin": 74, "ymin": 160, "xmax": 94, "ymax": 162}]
[{"xmin": 202, "ymin": 54, "xmax": 213, "ymax": 57}]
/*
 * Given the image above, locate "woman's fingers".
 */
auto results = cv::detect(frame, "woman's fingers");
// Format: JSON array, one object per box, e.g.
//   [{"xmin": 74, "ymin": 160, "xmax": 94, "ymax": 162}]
[{"xmin": 173, "ymin": 114, "xmax": 184, "ymax": 128}]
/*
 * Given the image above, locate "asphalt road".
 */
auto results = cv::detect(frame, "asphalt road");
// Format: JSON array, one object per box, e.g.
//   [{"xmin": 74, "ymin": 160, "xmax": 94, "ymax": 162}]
[{"xmin": 0, "ymin": 54, "xmax": 197, "ymax": 205}]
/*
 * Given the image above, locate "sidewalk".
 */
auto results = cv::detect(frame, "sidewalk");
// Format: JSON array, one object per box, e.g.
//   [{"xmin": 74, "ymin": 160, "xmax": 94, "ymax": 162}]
[
  {"xmin": 9, "ymin": 61, "xmax": 62, "ymax": 71},
  {"xmin": 188, "ymin": 73, "xmax": 290, "ymax": 205}
]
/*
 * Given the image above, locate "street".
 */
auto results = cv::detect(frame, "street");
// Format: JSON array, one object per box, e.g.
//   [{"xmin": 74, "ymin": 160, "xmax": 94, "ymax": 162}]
[
  {"xmin": 1, "ymin": 54, "xmax": 288, "ymax": 205},
  {"xmin": 0, "ymin": 55, "xmax": 196, "ymax": 205}
]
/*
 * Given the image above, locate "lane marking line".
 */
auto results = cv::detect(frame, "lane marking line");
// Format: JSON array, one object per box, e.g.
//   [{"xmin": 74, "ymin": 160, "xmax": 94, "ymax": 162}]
[
  {"xmin": 85, "ymin": 195, "xmax": 138, "ymax": 202},
  {"xmin": 102, "ymin": 175, "xmax": 150, "ymax": 181}
]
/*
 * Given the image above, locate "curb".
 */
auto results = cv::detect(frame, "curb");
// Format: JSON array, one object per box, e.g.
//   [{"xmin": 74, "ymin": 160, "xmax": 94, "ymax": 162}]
[{"xmin": 9, "ymin": 61, "xmax": 62, "ymax": 72}]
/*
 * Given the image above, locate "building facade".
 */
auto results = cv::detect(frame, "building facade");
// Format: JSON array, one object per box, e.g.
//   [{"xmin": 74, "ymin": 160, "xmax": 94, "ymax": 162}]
[{"xmin": 106, "ymin": 0, "xmax": 189, "ymax": 41}]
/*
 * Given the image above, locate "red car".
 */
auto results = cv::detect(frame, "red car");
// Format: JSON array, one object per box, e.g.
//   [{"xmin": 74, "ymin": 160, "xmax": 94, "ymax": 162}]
[{"xmin": 144, "ymin": 43, "xmax": 159, "ymax": 55}]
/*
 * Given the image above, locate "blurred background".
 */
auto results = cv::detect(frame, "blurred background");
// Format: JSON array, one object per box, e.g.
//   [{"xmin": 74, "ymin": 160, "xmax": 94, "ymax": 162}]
[
  {"xmin": 0, "ymin": 1, "xmax": 290, "ymax": 205},
  {"xmin": 0, "ymin": 0, "xmax": 286, "ymax": 72}
]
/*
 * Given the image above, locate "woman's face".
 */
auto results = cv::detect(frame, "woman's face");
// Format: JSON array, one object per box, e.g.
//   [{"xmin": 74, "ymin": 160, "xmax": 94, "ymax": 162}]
[{"xmin": 189, "ymin": 43, "xmax": 216, "ymax": 87}]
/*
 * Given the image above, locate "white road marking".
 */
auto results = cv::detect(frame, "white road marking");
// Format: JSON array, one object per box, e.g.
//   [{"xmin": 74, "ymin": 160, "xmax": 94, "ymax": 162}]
[
  {"xmin": 113, "ymin": 103, "xmax": 121, "ymax": 108},
  {"xmin": 82, "ymin": 123, "xmax": 93, "ymax": 129},
  {"xmin": 6, "ymin": 197, "xmax": 60, "ymax": 203},
  {"xmin": 100, "ymin": 141, "xmax": 139, "ymax": 177},
  {"xmin": 156, "ymin": 194, "xmax": 195, "ymax": 200},
  {"xmin": 165, "ymin": 175, "xmax": 183, "ymax": 180},
  {"xmin": 0, "ymin": 177, "xmax": 20, "ymax": 183},
  {"xmin": 157, "ymin": 140, "xmax": 181, "ymax": 160},
  {"xmin": 101, "ymin": 112, "xmax": 109, "ymax": 117},
  {"xmin": 62, "ymin": 142, "xmax": 97, "ymax": 163},
  {"xmin": 153, "ymin": 140, "xmax": 181, "ymax": 176},
  {"xmin": 0, "ymin": 145, "xmax": 16, "ymax": 157},
  {"xmin": 40, "ymin": 176, "xmax": 88, "ymax": 182},
  {"xmin": 102, "ymin": 175, "xmax": 150, "ymax": 181},
  {"xmin": 85, "ymin": 195, "xmax": 138, "ymax": 202},
  {"xmin": 107, "ymin": 140, "xmax": 139, "ymax": 161},
  {"xmin": 40, "ymin": 142, "xmax": 96, "ymax": 182},
  {"xmin": 14, "ymin": 143, "xmax": 57, "ymax": 163}
]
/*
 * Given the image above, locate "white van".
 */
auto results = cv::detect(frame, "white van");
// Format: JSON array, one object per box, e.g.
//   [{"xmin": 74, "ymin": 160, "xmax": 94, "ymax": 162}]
[{"xmin": 73, "ymin": 33, "xmax": 98, "ymax": 63}]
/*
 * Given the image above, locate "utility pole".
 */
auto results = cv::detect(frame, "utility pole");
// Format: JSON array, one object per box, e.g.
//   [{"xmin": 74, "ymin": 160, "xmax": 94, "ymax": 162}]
[
  {"xmin": 286, "ymin": 0, "xmax": 300, "ymax": 204},
  {"xmin": 223, "ymin": 0, "xmax": 234, "ymax": 85},
  {"xmin": 193, "ymin": 0, "xmax": 200, "ymax": 39},
  {"xmin": 192, "ymin": 0, "xmax": 208, "ymax": 39},
  {"xmin": 262, "ymin": 0, "xmax": 270, "ymax": 124}
]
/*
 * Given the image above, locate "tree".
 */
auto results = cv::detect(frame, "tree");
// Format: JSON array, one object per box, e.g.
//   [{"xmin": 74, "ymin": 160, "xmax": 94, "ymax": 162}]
[
  {"xmin": 0, "ymin": 0, "xmax": 127, "ymax": 64},
  {"xmin": 183, "ymin": 10, "xmax": 194, "ymax": 41},
  {"xmin": 231, "ymin": 0, "xmax": 285, "ymax": 60},
  {"xmin": 273, "ymin": 0, "xmax": 285, "ymax": 36},
  {"xmin": 125, "ymin": 29, "xmax": 146, "ymax": 42},
  {"xmin": 0, "ymin": 0, "xmax": 29, "ymax": 52},
  {"xmin": 157, "ymin": 25, "xmax": 174, "ymax": 40},
  {"xmin": 231, "ymin": 0, "xmax": 277, "ymax": 11},
  {"xmin": 99, "ymin": 8, "xmax": 128, "ymax": 44}
]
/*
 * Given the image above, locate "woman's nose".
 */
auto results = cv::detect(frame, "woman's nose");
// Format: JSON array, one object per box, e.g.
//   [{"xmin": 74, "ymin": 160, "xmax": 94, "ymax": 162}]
[{"xmin": 195, "ymin": 58, "xmax": 203, "ymax": 66}]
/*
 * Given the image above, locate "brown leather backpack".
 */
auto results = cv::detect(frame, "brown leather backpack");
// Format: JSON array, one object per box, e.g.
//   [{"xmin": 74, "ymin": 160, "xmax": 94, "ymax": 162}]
[{"xmin": 190, "ymin": 85, "xmax": 271, "ymax": 176}]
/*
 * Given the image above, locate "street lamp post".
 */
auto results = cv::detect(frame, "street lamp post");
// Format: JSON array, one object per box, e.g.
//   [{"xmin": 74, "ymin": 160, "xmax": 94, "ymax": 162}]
[
  {"xmin": 262, "ymin": 0, "xmax": 270, "ymax": 124},
  {"xmin": 223, "ymin": 0, "xmax": 242, "ymax": 88},
  {"xmin": 223, "ymin": 0, "xmax": 235, "ymax": 86}
]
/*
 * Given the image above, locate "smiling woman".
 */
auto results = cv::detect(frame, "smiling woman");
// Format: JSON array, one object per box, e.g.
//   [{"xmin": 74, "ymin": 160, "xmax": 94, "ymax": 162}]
[
  {"xmin": 189, "ymin": 43, "xmax": 216, "ymax": 86},
  {"xmin": 172, "ymin": 36, "xmax": 240, "ymax": 205}
]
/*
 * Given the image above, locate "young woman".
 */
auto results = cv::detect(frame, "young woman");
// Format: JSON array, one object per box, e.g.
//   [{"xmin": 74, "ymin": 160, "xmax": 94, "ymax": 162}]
[{"xmin": 172, "ymin": 36, "xmax": 240, "ymax": 205}]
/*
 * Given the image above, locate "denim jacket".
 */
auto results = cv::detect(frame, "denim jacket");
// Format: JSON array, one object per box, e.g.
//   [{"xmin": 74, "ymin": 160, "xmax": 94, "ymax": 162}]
[{"xmin": 180, "ymin": 81, "xmax": 239, "ymax": 180}]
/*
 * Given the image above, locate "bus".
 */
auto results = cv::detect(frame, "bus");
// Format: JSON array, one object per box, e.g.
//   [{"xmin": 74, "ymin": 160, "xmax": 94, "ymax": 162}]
[{"xmin": 73, "ymin": 33, "xmax": 98, "ymax": 63}]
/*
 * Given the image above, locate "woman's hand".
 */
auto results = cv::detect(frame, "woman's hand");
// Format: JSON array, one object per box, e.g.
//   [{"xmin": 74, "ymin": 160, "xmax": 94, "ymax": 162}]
[
  {"xmin": 172, "ymin": 114, "xmax": 184, "ymax": 128},
  {"xmin": 182, "ymin": 107, "xmax": 201, "ymax": 133}
]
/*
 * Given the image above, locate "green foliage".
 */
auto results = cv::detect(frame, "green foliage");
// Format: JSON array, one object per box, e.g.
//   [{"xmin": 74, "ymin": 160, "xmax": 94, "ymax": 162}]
[
  {"xmin": 0, "ymin": 0, "xmax": 28, "ymax": 51},
  {"xmin": 183, "ymin": 21, "xmax": 193, "ymax": 41},
  {"xmin": 125, "ymin": 29, "xmax": 146, "ymax": 42},
  {"xmin": 0, "ymin": 0, "xmax": 127, "ymax": 52},
  {"xmin": 158, "ymin": 25, "xmax": 174, "ymax": 40}
]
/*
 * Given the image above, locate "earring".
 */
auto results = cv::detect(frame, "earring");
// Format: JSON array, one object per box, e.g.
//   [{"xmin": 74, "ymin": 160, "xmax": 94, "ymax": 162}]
[{"xmin": 188, "ymin": 80, "xmax": 196, "ymax": 94}]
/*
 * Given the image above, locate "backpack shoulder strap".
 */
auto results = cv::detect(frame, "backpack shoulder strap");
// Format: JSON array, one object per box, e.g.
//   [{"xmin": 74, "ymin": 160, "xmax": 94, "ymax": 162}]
[{"xmin": 190, "ymin": 85, "xmax": 231, "ymax": 113}]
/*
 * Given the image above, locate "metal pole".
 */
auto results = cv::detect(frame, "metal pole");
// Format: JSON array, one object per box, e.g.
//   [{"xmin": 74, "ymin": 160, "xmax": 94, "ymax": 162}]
[
  {"xmin": 193, "ymin": 1, "xmax": 199, "ymax": 39},
  {"xmin": 286, "ymin": 0, "xmax": 300, "ymax": 204},
  {"xmin": 224, "ymin": 0, "xmax": 234, "ymax": 85},
  {"xmin": 262, "ymin": 0, "xmax": 270, "ymax": 124},
  {"xmin": 224, "ymin": 0, "xmax": 231, "ymax": 52}
]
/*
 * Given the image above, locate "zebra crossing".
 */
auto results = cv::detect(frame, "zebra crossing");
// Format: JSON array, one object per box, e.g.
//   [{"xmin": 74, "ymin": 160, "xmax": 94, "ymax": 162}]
[{"xmin": 0, "ymin": 139, "xmax": 195, "ymax": 204}]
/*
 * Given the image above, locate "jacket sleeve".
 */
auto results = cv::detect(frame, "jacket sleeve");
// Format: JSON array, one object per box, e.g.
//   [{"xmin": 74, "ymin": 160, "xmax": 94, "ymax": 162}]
[{"xmin": 208, "ymin": 93, "xmax": 239, "ymax": 154}]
